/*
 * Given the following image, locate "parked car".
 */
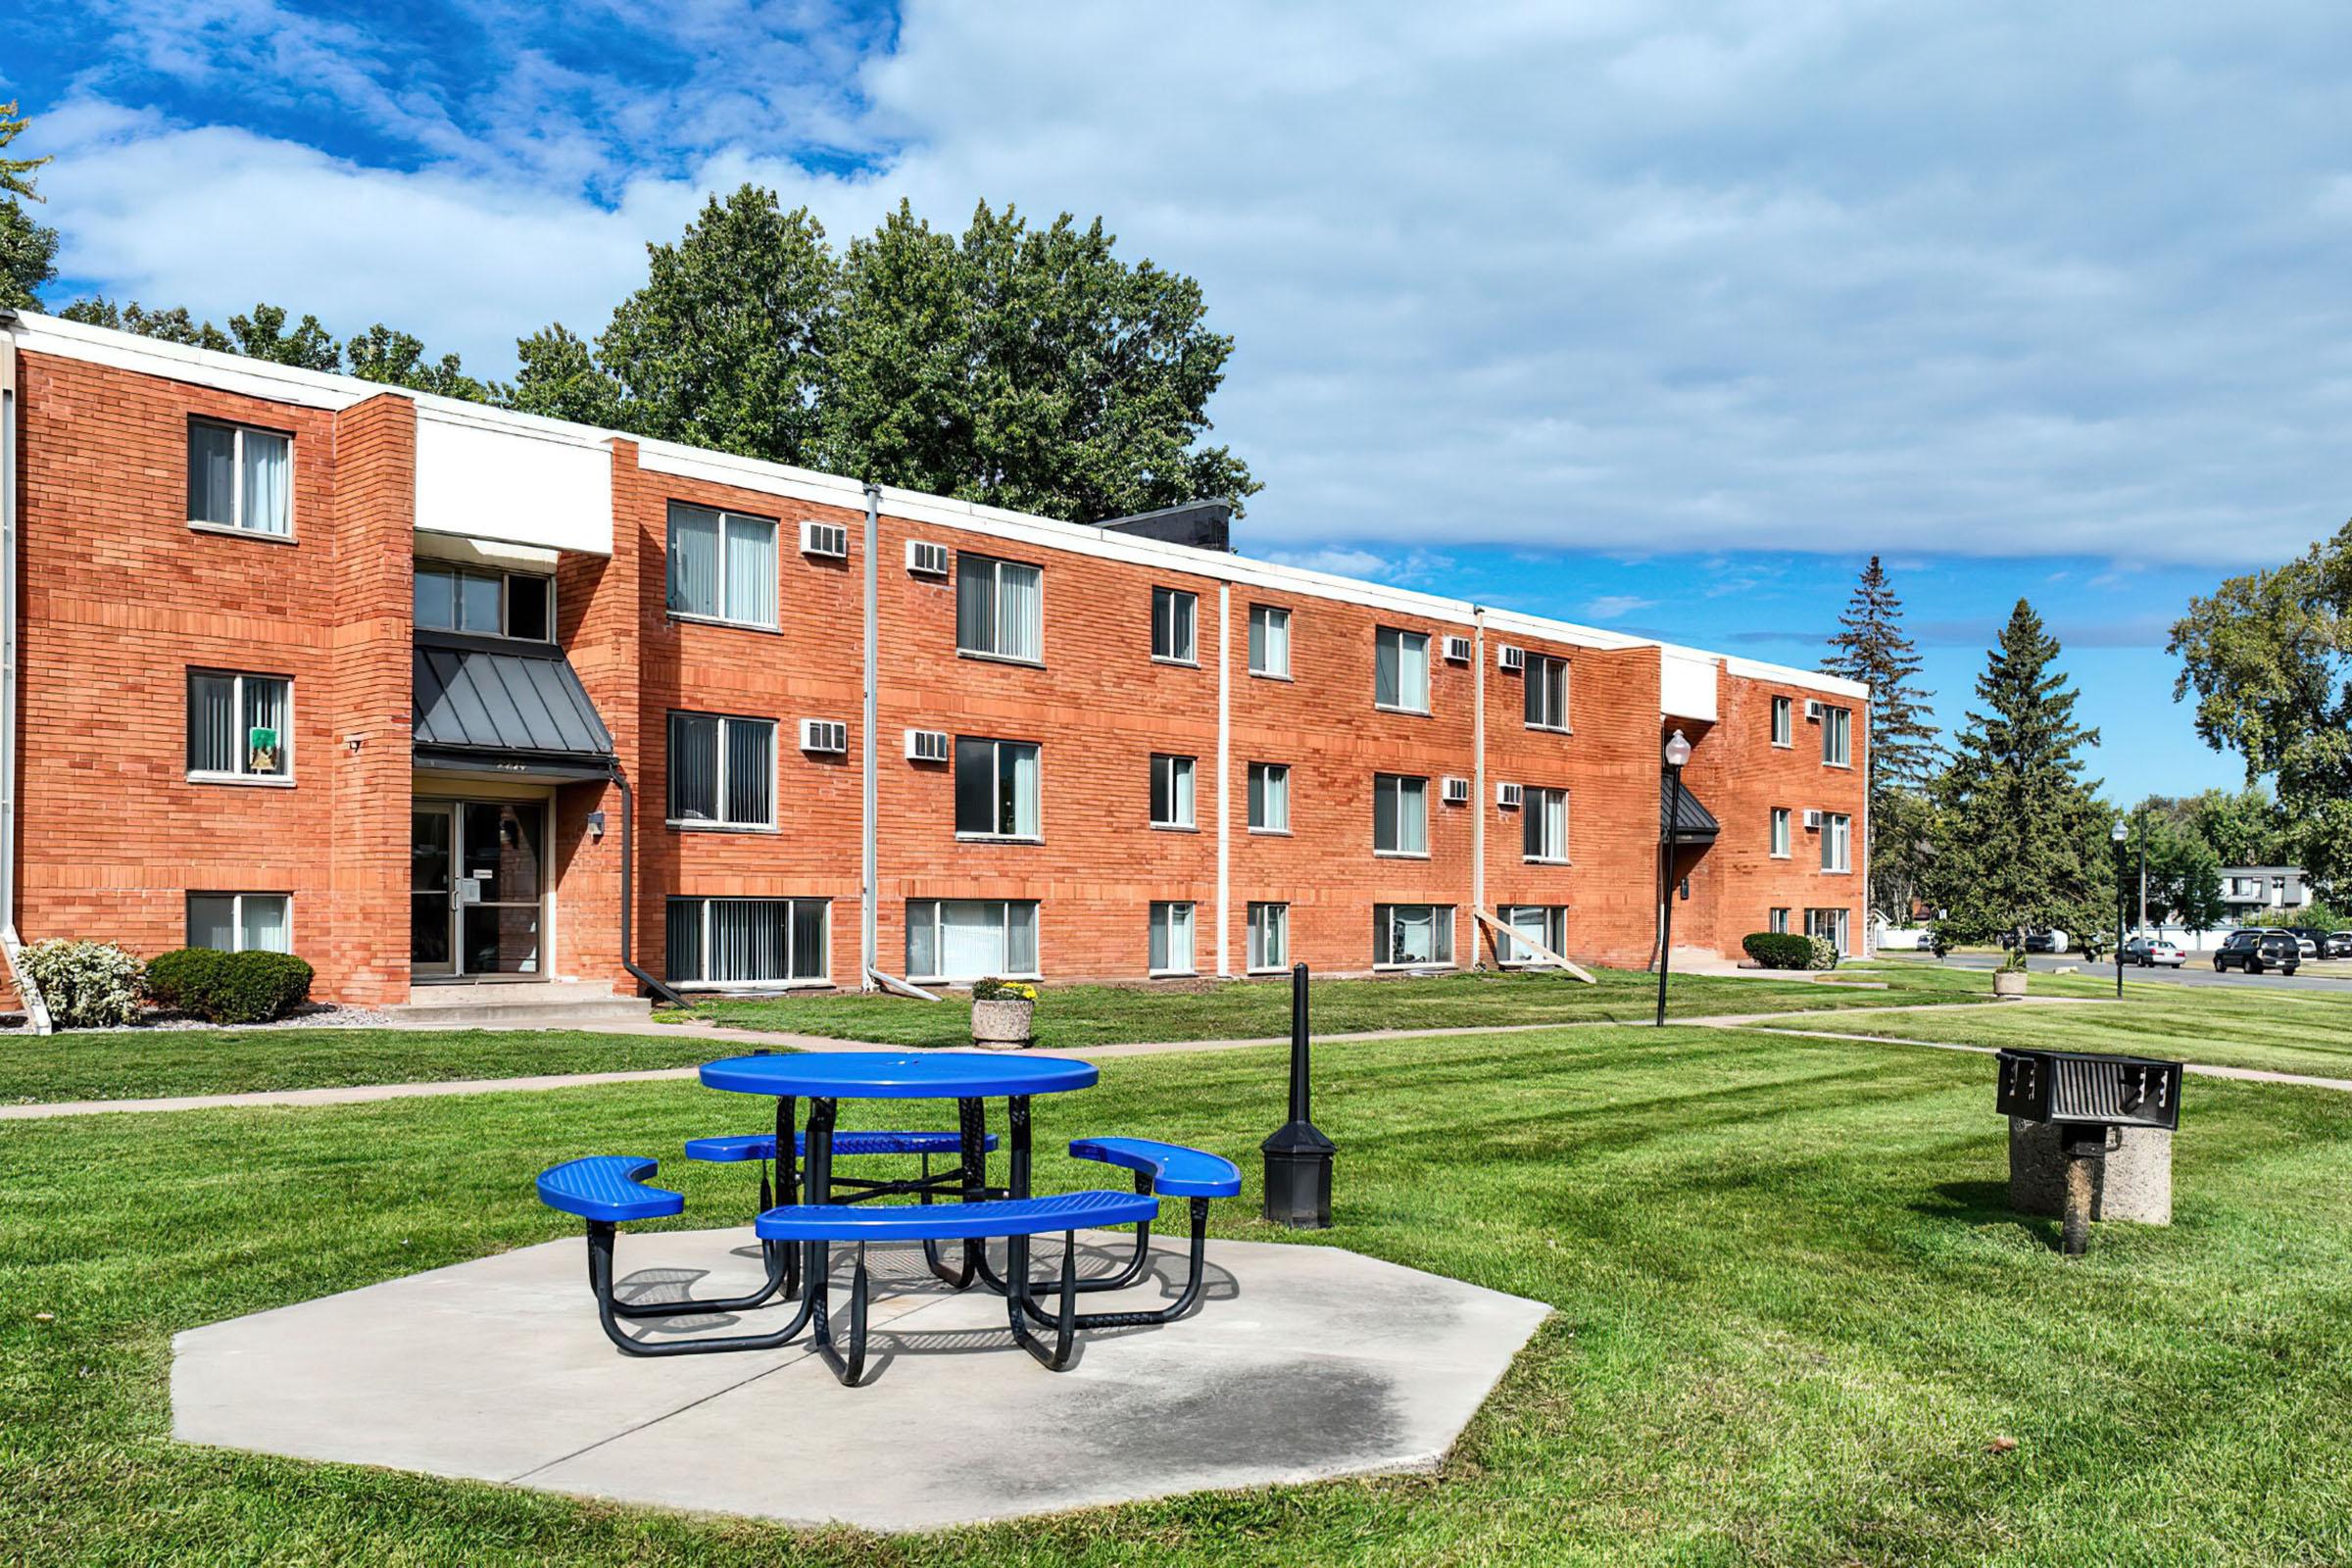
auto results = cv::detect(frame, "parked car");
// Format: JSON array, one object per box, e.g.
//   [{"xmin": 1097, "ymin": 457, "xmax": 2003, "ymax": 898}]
[
  {"xmin": 2122, "ymin": 936, "xmax": 2187, "ymax": 968},
  {"xmin": 2023, "ymin": 930, "xmax": 2065, "ymax": 955},
  {"xmin": 2285, "ymin": 932, "xmax": 2321, "ymax": 958},
  {"xmin": 2214, "ymin": 930, "xmax": 2302, "ymax": 976},
  {"xmin": 2327, "ymin": 931, "xmax": 2352, "ymax": 958}
]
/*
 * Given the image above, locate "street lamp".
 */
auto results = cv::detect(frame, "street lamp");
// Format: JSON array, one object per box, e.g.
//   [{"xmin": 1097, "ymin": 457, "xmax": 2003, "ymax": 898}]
[
  {"xmin": 2111, "ymin": 820, "xmax": 2129, "ymax": 1000},
  {"xmin": 1656, "ymin": 728, "xmax": 1693, "ymax": 1027}
]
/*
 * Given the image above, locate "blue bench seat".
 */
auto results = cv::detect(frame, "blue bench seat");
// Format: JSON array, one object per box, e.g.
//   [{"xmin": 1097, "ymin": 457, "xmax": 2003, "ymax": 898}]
[
  {"xmin": 535, "ymin": 1155, "xmax": 684, "ymax": 1223},
  {"xmin": 1067, "ymin": 1137, "xmax": 1241, "ymax": 1198},
  {"xmin": 684, "ymin": 1130, "xmax": 997, "ymax": 1163},
  {"xmin": 755, "ymin": 1189, "xmax": 1157, "ymax": 1243}
]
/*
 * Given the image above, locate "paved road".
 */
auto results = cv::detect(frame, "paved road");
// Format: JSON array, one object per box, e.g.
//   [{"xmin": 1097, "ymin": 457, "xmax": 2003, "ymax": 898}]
[{"xmin": 1893, "ymin": 954, "xmax": 2352, "ymax": 995}]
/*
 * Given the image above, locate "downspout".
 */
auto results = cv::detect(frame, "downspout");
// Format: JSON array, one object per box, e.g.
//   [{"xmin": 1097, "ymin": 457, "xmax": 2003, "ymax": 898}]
[
  {"xmin": 0, "ymin": 311, "xmax": 49, "ymax": 1033},
  {"xmin": 610, "ymin": 763, "xmax": 685, "ymax": 1006},
  {"xmin": 1471, "ymin": 607, "xmax": 1487, "ymax": 967},
  {"xmin": 859, "ymin": 481, "xmax": 880, "ymax": 992},
  {"xmin": 1215, "ymin": 583, "xmax": 1231, "ymax": 977}
]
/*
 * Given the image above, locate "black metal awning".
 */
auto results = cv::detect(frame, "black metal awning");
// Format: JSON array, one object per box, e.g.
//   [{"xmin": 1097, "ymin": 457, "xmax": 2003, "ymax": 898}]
[
  {"xmin": 1662, "ymin": 776, "xmax": 1720, "ymax": 842},
  {"xmin": 413, "ymin": 630, "xmax": 614, "ymax": 773}
]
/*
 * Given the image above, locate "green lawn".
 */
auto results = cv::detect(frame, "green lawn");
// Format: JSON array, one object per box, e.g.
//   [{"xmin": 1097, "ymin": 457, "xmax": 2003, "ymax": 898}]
[
  {"xmin": 688, "ymin": 962, "xmax": 2028, "ymax": 1048},
  {"xmin": 0, "ymin": 1028, "xmax": 729, "ymax": 1105},
  {"xmin": 7, "ymin": 1022, "xmax": 2352, "ymax": 1564}
]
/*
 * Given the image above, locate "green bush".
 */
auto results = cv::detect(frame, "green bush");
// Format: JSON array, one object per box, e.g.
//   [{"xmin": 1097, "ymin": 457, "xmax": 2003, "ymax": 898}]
[
  {"xmin": 140, "ymin": 948, "xmax": 314, "ymax": 1024},
  {"xmin": 1804, "ymin": 936, "xmax": 1839, "ymax": 970},
  {"xmin": 1741, "ymin": 932, "xmax": 1813, "ymax": 970},
  {"xmin": 20, "ymin": 939, "xmax": 144, "ymax": 1028}
]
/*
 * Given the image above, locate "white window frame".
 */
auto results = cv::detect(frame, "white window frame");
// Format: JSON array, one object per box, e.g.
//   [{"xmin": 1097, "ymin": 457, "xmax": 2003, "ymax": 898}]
[
  {"xmin": 1248, "ymin": 761, "xmax": 1292, "ymax": 834},
  {"xmin": 664, "ymin": 897, "xmax": 830, "ymax": 988},
  {"xmin": 415, "ymin": 562, "xmax": 556, "ymax": 642},
  {"xmin": 184, "ymin": 892, "xmax": 293, "ymax": 954},
  {"xmin": 1770, "ymin": 906, "xmax": 1791, "ymax": 934},
  {"xmin": 1523, "ymin": 786, "xmax": 1569, "ymax": 862},
  {"xmin": 1373, "ymin": 904, "xmax": 1456, "ymax": 969},
  {"xmin": 1150, "ymin": 753, "xmax": 1197, "ymax": 830},
  {"xmin": 1806, "ymin": 906, "xmax": 1851, "ymax": 955},
  {"xmin": 955, "ymin": 736, "xmax": 1043, "ymax": 841},
  {"xmin": 956, "ymin": 554, "xmax": 1046, "ymax": 664},
  {"xmin": 1495, "ymin": 905, "xmax": 1567, "ymax": 967},
  {"xmin": 1771, "ymin": 696, "xmax": 1793, "ymax": 749},
  {"xmin": 1152, "ymin": 586, "xmax": 1199, "ymax": 665},
  {"xmin": 186, "ymin": 669, "xmax": 294, "ymax": 786},
  {"xmin": 1770, "ymin": 808, "xmax": 1791, "ymax": 859},
  {"xmin": 666, "ymin": 711, "xmax": 778, "ymax": 830},
  {"xmin": 1821, "ymin": 812, "xmax": 1852, "ymax": 872},
  {"xmin": 1374, "ymin": 627, "xmax": 1432, "ymax": 714},
  {"xmin": 1373, "ymin": 772, "xmax": 1430, "ymax": 858},
  {"xmin": 187, "ymin": 417, "xmax": 294, "ymax": 538},
  {"xmin": 1822, "ymin": 707, "xmax": 1852, "ymax": 767},
  {"xmin": 905, "ymin": 899, "xmax": 1041, "ymax": 983},
  {"xmin": 1525, "ymin": 656, "xmax": 1570, "ymax": 732},
  {"xmin": 1149, "ymin": 901, "xmax": 1197, "ymax": 976},
  {"xmin": 665, "ymin": 502, "xmax": 779, "ymax": 630},
  {"xmin": 1247, "ymin": 901, "xmax": 1290, "ymax": 973},
  {"xmin": 1248, "ymin": 604, "xmax": 1292, "ymax": 679}
]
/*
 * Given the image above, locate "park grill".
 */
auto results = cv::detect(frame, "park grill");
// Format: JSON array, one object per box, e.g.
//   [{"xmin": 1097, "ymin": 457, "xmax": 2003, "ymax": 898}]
[{"xmin": 1995, "ymin": 1048, "xmax": 2182, "ymax": 1255}]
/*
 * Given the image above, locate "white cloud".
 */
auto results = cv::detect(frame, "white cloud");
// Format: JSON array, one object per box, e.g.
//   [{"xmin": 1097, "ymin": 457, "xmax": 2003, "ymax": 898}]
[
  {"xmin": 1582, "ymin": 594, "xmax": 1658, "ymax": 620},
  {"xmin": 25, "ymin": 1, "xmax": 2352, "ymax": 566}
]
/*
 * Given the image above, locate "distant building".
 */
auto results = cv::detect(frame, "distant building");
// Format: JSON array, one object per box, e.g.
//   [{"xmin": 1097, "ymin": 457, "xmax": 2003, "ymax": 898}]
[{"xmin": 2220, "ymin": 866, "xmax": 2311, "ymax": 915}]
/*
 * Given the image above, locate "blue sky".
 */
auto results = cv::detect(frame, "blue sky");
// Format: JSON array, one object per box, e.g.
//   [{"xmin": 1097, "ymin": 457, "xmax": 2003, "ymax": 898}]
[{"xmin": 11, "ymin": 1, "xmax": 2348, "ymax": 803}]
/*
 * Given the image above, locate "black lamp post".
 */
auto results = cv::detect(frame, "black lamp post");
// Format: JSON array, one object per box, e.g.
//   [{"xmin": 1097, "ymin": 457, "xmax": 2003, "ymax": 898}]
[
  {"xmin": 2111, "ymin": 820, "xmax": 2128, "ymax": 1000},
  {"xmin": 1261, "ymin": 962, "xmax": 1335, "ymax": 1228},
  {"xmin": 1655, "ymin": 728, "xmax": 1694, "ymax": 1028}
]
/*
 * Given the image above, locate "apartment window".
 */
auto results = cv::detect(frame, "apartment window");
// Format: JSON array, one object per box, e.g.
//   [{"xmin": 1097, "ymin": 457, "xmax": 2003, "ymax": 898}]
[
  {"xmin": 1821, "ymin": 812, "xmax": 1852, "ymax": 872},
  {"xmin": 955, "ymin": 737, "xmax": 1042, "ymax": 838},
  {"xmin": 1770, "ymin": 907, "xmax": 1791, "ymax": 934},
  {"xmin": 667, "ymin": 712, "xmax": 776, "ymax": 828},
  {"xmin": 1247, "ymin": 902, "xmax": 1289, "ymax": 972},
  {"xmin": 906, "ymin": 899, "xmax": 1039, "ymax": 981},
  {"xmin": 956, "ymin": 554, "xmax": 1044, "ymax": 662},
  {"xmin": 186, "ymin": 893, "xmax": 291, "ymax": 954},
  {"xmin": 1249, "ymin": 761, "xmax": 1291, "ymax": 833},
  {"xmin": 415, "ymin": 563, "xmax": 553, "ymax": 641},
  {"xmin": 1523, "ymin": 787, "xmax": 1569, "ymax": 861},
  {"xmin": 187, "ymin": 419, "xmax": 291, "ymax": 537},
  {"xmin": 1771, "ymin": 696, "xmax": 1792, "ymax": 748},
  {"xmin": 1249, "ymin": 605, "xmax": 1292, "ymax": 678},
  {"xmin": 1770, "ymin": 808, "xmax": 1791, "ymax": 859},
  {"xmin": 1150, "ymin": 754, "xmax": 1197, "ymax": 829},
  {"xmin": 1806, "ymin": 906, "xmax": 1851, "ymax": 955},
  {"xmin": 665, "ymin": 898, "xmax": 828, "ymax": 985},
  {"xmin": 1374, "ymin": 904, "xmax": 1454, "ymax": 967},
  {"xmin": 1373, "ymin": 773, "xmax": 1430, "ymax": 856},
  {"xmin": 1497, "ymin": 905, "xmax": 1566, "ymax": 966},
  {"xmin": 666, "ymin": 502, "xmax": 778, "ymax": 628},
  {"xmin": 1525, "ymin": 656, "xmax": 1569, "ymax": 731},
  {"xmin": 1149, "ymin": 902, "xmax": 1196, "ymax": 975},
  {"xmin": 1152, "ymin": 587, "xmax": 1198, "ymax": 664},
  {"xmin": 187, "ymin": 671, "xmax": 291, "ymax": 782},
  {"xmin": 1374, "ymin": 627, "xmax": 1431, "ymax": 712},
  {"xmin": 1823, "ymin": 707, "xmax": 1852, "ymax": 767}
]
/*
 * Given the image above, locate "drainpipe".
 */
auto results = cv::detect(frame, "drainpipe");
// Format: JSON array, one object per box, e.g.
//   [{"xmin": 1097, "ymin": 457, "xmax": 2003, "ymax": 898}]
[
  {"xmin": 1215, "ymin": 583, "xmax": 1231, "ymax": 977},
  {"xmin": 1471, "ymin": 607, "xmax": 1487, "ymax": 966},
  {"xmin": 860, "ymin": 481, "xmax": 880, "ymax": 992},
  {"xmin": 0, "ymin": 312, "xmax": 48, "ymax": 1032},
  {"xmin": 609, "ymin": 763, "xmax": 685, "ymax": 1006}
]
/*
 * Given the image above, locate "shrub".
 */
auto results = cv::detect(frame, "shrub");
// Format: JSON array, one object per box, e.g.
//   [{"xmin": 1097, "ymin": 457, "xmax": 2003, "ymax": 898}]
[
  {"xmin": 142, "ymin": 947, "xmax": 228, "ymax": 1012},
  {"xmin": 1803, "ymin": 936, "xmax": 1839, "ymax": 970},
  {"xmin": 20, "ymin": 938, "xmax": 144, "ymax": 1028},
  {"xmin": 1741, "ymin": 932, "xmax": 1813, "ymax": 970},
  {"xmin": 971, "ymin": 977, "xmax": 1038, "ymax": 1003},
  {"xmin": 141, "ymin": 948, "xmax": 314, "ymax": 1024}
]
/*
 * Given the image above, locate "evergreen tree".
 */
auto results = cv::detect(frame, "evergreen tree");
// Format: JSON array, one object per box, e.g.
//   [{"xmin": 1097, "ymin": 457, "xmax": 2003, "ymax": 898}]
[
  {"xmin": 1823, "ymin": 556, "xmax": 1940, "ymax": 919},
  {"xmin": 1926, "ymin": 600, "xmax": 2112, "ymax": 943},
  {"xmin": 0, "ymin": 100, "xmax": 59, "ymax": 310}
]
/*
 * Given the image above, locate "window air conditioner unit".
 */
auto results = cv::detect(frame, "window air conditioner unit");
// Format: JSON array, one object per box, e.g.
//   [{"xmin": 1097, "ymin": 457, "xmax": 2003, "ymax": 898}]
[
  {"xmin": 800, "ymin": 718, "xmax": 848, "ymax": 755},
  {"xmin": 1441, "ymin": 775, "xmax": 1470, "ymax": 806},
  {"xmin": 1803, "ymin": 699, "xmax": 1825, "ymax": 721},
  {"xmin": 1497, "ymin": 645, "xmax": 1526, "ymax": 672},
  {"xmin": 800, "ymin": 519, "xmax": 850, "ymax": 559},
  {"xmin": 1496, "ymin": 782, "xmax": 1524, "ymax": 809},
  {"xmin": 906, "ymin": 728, "xmax": 951, "ymax": 763},
  {"xmin": 1802, "ymin": 809, "xmax": 1825, "ymax": 829},
  {"xmin": 1442, "ymin": 635, "xmax": 1473, "ymax": 663},
  {"xmin": 906, "ymin": 539, "xmax": 950, "ymax": 576}
]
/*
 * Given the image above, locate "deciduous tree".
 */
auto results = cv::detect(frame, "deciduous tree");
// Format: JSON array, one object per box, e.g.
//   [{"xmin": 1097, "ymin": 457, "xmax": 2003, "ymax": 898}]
[{"xmin": 1, "ymin": 100, "xmax": 58, "ymax": 310}]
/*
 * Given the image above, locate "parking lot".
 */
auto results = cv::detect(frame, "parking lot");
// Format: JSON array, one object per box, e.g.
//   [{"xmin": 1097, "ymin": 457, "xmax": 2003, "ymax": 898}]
[{"xmin": 1920, "ymin": 952, "xmax": 2352, "ymax": 994}]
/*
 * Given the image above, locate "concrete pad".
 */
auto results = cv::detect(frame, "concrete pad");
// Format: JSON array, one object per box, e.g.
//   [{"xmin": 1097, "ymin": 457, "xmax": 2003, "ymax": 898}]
[{"xmin": 173, "ymin": 1228, "xmax": 1549, "ymax": 1531}]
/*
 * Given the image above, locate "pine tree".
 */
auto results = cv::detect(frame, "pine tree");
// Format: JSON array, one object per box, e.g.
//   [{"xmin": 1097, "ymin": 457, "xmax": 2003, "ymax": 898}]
[
  {"xmin": 1823, "ymin": 556, "xmax": 1941, "ymax": 919},
  {"xmin": 1926, "ymin": 600, "xmax": 2113, "ymax": 944}
]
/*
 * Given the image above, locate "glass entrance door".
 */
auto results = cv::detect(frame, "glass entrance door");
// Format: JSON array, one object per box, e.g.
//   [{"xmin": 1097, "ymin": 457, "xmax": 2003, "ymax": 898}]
[
  {"xmin": 412, "ymin": 800, "xmax": 546, "ymax": 978},
  {"xmin": 412, "ymin": 806, "xmax": 455, "ymax": 976}
]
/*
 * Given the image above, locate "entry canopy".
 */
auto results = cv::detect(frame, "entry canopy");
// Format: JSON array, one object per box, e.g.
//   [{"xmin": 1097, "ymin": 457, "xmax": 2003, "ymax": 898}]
[
  {"xmin": 1662, "ymin": 776, "xmax": 1720, "ymax": 842},
  {"xmin": 413, "ymin": 630, "xmax": 615, "ymax": 776}
]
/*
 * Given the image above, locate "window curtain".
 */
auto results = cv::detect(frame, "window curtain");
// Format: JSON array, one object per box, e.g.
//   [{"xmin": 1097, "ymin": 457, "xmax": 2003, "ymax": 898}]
[
  {"xmin": 724, "ymin": 719, "xmax": 774, "ymax": 825},
  {"xmin": 710, "ymin": 900, "xmax": 788, "ymax": 982},
  {"xmin": 940, "ymin": 901, "xmax": 1004, "ymax": 979},
  {"xmin": 906, "ymin": 902, "xmax": 939, "ymax": 979},
  {"xmin": 1264, "ymin": 766, "xmax": 1288, "ymax": 830},
  {"xmin": 1006, "ymin": 744, "xmax": 1041, "ymax": 837},
  {"xmin": 189, "ymin": 675, "xmax": 236, "ymax": 773},
  {"xmin": 1399, "ymin": 779, "xmax": 1428, "ymax": 854},
  {"xmin": 187, "ymin": 423, "xmax": 237, "ymax": 525},
  {"xmin": 1374, "ymin": 776, "xmax": 1399, "ymax": 851},
  {"xmin": 666, "ymin": 901, "xmax": 705, "ymax": 983},
  {"xmin": 1006, "ymin": 902, "xmax": 1039, "ymax": 973},
  {"xmin": 1149, "ymin": 906, "xmax": 1172, "ymax": 972},
  {"xmin": 668, "ymin": 506, "xmax": 720, "ymax": 617},
  {"xmin": 1400, "ymin": 638, "xmax": 1430, "ymax": 711},
  {"xmin": 724, "ymin": 515, "xmax": 778, "ymax": 627},
  {"xmin": 242, "ymin": 678, "xmax": 288, "ymax": 775},
  {"xmin": 1172, "ymin": 758, "xmax": 1195, "ymax": 825},
  {"xmin": 240, "ymin": 430, "xmax": 291, "ymax": 534},
  {"xmin": 956, "ymin": 560, "xmax": 994, "ymax": 653},
  {"xmin": 1168, "ymin": 592, "xmax": 1195, "ymax": 660},
  {"xmin": 999, "ymin": 564, "xmax": 1042, "ymax": 662},
  {"xmin": 1375, "ymin": 634, "xmax": 1400, "ymax": 707},
  {"xmin": 1541, "ymin": 790, "xmax": 1566, "ymax": 858},
  {"xmin": 790, "ymin": 900, "xmax": 829, "ymax": 980},
  {"xmin": 240, "ymin": 895, "xmax": 291, "ymax": 954},
  {"xmin": 1265, "ymin": 610, "xmax": 1289, "ymax": 674},
  {"xmin": 187, "ymin": 895, "xmax": 236, "ymax": 952},
  {"xmin": 1166, "ymin": 904, "xmax": 1193, "ymax": 971},
  {"xmin": 668, "ymin": 713, "xmax": 718, "ymax": 820},
  {"xmin": 1506, "ymin": 906, "xmax": 1548, "ymax": 963}
]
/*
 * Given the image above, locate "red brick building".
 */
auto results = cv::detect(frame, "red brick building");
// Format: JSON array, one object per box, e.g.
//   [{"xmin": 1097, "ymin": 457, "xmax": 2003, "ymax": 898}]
[{"xmin": 0, "ymin": 311, "xmax": 1868, "ymax": 1008}]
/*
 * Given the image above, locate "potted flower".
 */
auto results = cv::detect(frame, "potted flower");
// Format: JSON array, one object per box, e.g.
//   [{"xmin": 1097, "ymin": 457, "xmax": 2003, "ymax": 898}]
[
  {"xmin": 970, "ymin": 978, "xmax": 1039, "ymax": 1049},
  {"xmin": 1993, "ymin": 947, "xmax": 2029, "ymax": 1000}
]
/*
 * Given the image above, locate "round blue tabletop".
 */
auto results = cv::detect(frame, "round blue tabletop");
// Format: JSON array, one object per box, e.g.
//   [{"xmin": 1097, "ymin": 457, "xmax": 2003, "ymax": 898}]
[{"xmin": 699, "ymin": 1051, "xmax": 1099, "ymax": 1100}]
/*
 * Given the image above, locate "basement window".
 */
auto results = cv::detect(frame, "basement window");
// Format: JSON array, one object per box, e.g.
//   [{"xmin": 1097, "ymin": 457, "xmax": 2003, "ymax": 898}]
[
  {"xmin": 186, "ymin": 893, "xmax": 291, "ymax": 954},
  {"xmin": 665, "ymin": 898, "xmax": 828, "ymax": 986}
]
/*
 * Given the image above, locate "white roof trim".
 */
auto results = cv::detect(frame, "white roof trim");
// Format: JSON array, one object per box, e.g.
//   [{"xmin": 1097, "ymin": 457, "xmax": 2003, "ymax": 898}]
[{"xmin": 4, "ymin": 309, "xmax": 1872, "ymax": 700}]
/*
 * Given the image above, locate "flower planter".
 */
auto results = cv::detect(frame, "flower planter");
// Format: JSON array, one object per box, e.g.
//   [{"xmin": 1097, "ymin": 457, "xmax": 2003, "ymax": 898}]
[
  {"xmin": 1992, "ymin": 970, "xmax": 2029, "ymax": 1001},
  {"xmin": 971, "ymin": 998, "xmax": 1036, "ymax": 1050}
]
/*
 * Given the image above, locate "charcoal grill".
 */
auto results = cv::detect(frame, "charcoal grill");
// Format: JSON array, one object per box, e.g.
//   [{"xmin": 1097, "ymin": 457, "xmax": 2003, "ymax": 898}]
[{"xmin": 1994, "ymin": 1048, "xmax": 2182, "ymax": 1254}]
